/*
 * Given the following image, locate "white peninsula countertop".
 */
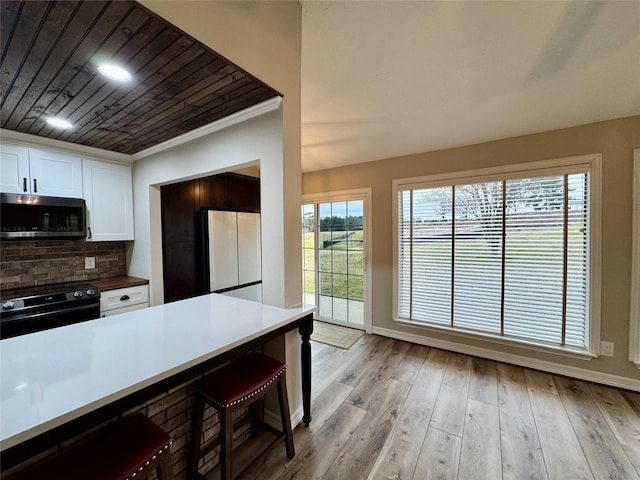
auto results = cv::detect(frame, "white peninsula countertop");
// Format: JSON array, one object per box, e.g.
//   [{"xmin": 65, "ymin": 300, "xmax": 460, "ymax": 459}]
[{"xmin": 0, "ymin": 293, "xmax": 314, "ymax": 451}]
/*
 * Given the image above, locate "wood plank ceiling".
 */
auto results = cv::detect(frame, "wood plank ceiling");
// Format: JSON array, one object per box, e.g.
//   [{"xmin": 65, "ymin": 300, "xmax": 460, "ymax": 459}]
[{"xmin": 0, "ymin": 1, "xmax": 280, "ymax": 155}]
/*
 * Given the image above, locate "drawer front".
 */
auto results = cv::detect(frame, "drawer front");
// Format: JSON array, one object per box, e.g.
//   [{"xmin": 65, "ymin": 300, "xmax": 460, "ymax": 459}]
[
  {"xmin": 101, "ymin": 302, "xmax": 149, "ymax": 317},
  {"xmin": 100, "ymin": 285, "xmax": 149, "ymax": 312}
]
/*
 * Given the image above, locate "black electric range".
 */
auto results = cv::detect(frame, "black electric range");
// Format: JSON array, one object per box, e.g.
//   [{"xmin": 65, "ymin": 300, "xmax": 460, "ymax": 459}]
[{"xmin": 0, "ymin": 282, "xmax": 101, "ymax": 339}]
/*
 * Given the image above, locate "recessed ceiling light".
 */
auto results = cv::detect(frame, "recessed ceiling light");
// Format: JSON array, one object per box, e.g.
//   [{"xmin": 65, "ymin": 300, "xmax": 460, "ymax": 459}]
[
  {"xmin": 97, "ymin": 64, "xmax": 131, "ymax": 81},
  {"xmin": 46, "ymin": 117, "xmax": 73, "ymax": 129}
]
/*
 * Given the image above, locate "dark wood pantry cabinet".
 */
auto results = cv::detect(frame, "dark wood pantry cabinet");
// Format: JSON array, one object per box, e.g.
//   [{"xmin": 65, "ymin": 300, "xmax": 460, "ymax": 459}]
[
  {"xmin": 161, "ymin": 172, "xmax": 260, "ymax": 302},
  {"xmin": 161, "ymin": 180, "xmax": 201, "ymax": 303},
  {"xmin": 199, "ymin": 173, "xmax": 260, "ymax": 212}
]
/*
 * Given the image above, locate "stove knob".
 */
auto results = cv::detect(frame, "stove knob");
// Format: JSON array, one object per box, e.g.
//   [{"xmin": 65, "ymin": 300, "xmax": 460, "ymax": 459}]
[
  {"xmin": 86, "ymin": 289, "xmax": 96, "ymax": 296},
  {"xmin": 2, "ymin": 300, "xmax": 14, "ymax": 310},
  {"xmin": 73, "ymin": 290, "xmax": 83, "ymax": 298}
]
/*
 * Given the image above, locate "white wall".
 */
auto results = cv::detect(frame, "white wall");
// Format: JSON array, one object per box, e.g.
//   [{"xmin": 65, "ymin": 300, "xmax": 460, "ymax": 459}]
[{"xmin": 129, "ymin": 109, "xmax": 293, "ymax": 309}]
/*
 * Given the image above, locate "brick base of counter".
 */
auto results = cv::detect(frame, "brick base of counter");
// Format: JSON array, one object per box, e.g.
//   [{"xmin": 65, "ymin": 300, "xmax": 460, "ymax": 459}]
[{"xmin": 136, "ymin": 382, "xmax": 254, "ymax": 479}]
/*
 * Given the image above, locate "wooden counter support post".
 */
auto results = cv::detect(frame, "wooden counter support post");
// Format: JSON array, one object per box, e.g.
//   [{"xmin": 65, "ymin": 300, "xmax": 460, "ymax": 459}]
[{"xmin": 299, "ymin": 314, "xmax": 314, "ymax": 427}]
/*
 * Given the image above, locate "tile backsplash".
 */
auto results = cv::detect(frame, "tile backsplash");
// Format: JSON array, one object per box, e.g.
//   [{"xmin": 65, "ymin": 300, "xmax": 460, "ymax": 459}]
[{"xmin": 0, "ymin": 240, "xmax": 127, "ymax": 290}]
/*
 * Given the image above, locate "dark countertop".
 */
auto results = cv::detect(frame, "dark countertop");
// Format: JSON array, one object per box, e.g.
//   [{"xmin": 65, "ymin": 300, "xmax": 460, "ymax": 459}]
[{"xmin": 91, "ymin": 276, "xmax": 149, "ymax": 292}]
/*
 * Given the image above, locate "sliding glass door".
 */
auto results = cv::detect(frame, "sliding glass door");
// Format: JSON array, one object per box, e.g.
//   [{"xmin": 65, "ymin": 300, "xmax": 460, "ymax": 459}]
[{"xmin": 302, "ymin": 191, "xmax": 371, "ymax": 331}]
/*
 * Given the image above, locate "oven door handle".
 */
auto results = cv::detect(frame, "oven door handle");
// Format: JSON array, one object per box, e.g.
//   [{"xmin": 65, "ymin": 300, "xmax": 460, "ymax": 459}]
[
  {"xmin": 0, "ymin": 302, "xmax": 100, "ymax": 323},
  {"xmin": 1, "ymin": 301, "xmax": 101, "ymax": 340}
]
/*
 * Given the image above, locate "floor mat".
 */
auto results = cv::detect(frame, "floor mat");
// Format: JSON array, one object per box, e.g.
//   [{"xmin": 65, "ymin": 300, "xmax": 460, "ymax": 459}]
[{"xmin": 310, "ymin": 321, "xmax": 364, "ymax": 349}]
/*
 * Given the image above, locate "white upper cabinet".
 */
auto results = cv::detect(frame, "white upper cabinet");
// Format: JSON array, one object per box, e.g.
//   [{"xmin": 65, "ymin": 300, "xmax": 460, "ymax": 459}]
[
  {"xmin": 0, "ymin": 144, "xmax": 29, "ymax": 194},
  {"xmin": 82, "ymin": 159, "xmax": 134, "ymax": 241},
  {"xmin": 0, "ymin": 144, "xmax": 83, "ymax": 198},
  {"xmin": 28, "ymin": 149, "xmax": 83, "ymax": 198},
  {"xmin": 0, "ymin": 144, "xmax": 82, "ymax": 198}
]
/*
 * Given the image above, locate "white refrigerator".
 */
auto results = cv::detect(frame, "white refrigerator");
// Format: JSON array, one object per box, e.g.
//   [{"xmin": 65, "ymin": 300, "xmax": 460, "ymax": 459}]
[{"xmin": 204, "ymin": 210, "xmax": 262, "ymax": 302}]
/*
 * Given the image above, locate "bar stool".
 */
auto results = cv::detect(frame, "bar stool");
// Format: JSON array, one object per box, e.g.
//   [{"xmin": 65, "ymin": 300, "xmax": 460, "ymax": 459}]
[
  {"xmin": 11, "ymin": 413, "xmax": 174, "ymax": 480},
  {"xmin": 187, "ymin": 353, "xmax": 295, "ymax": 480}
]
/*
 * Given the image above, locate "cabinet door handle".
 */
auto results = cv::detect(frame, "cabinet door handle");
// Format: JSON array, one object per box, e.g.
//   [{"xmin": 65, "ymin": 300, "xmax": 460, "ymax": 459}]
[
  {"xmin": 87, "ymin": 226, "xmax": 92, "ymax": 239},
  {"xmin": 23, "ymin": 178, "xmax": 27, "ymax": 192},
  {"xmin": 120, "ymin": 295, "xmax": 130, "ymax": 301},
  {"xmin": 33, "ymin": 178, "xmax": 37, "ymax": 193}
]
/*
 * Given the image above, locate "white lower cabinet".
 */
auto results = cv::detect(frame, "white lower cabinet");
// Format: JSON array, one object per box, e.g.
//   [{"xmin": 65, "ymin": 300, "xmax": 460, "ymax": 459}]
[
  {"xmin": 100, "ymin": 285, "xmax": 149, "ymax": 317},
  {"xmin": 82, "ymin": 159, "xmax": 134, "ymax": 241}
]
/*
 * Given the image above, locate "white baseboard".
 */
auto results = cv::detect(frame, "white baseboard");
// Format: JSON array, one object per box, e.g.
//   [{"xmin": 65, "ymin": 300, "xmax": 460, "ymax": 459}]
[
  {"xmin": 264, "ymin": 404, "xmax": 304, "ymax": 431},
  {"xmin": 373, "ymin": 326, "xmax": 640, "ymax": 392}
]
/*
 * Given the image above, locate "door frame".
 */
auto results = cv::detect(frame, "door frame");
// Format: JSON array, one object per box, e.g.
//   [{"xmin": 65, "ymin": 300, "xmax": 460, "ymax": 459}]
[{"xmin": 302, "ymin": 188, "xmax": 373, "ymax": 334}]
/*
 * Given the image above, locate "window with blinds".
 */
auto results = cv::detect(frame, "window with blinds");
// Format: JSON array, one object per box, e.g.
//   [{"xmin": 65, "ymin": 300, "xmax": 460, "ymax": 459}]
[{"xmin": 396, "ymin": 157, "xmax": 599, "ymax": 352}]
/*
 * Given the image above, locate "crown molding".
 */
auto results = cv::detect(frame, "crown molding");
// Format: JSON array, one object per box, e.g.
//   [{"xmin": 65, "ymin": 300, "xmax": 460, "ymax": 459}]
[
  {"xmin": 131, "ymin": 96, "xmax": 283, "ymax": 161},
  {"xmin": 0, "ymin": 96, "xmax": 282, "ymax": 165},
  {"xmin": 0, "ymin": 128, "xmax": 132, "ymax": 165}
]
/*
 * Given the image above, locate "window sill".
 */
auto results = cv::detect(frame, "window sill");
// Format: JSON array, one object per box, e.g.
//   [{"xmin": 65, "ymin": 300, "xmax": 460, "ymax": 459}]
[{"xmin": 393, "ymin": 318, "xmax": 597, "ymax": 361}]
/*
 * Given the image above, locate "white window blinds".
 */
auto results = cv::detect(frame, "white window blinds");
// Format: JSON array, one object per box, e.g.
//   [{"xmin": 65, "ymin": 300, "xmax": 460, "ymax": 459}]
[{"xmin": 398, "ymin": 170, "xmax": 591, "ymax": 349}]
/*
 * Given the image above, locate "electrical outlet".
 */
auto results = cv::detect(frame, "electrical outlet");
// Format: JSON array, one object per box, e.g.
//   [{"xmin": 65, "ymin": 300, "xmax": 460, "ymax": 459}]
[
  {"xmin": 85, "ymin": 257, "xmax": 96, "ymax": 269},
  {"xmin": 600, "ymin": 341, "xmax": 614, "ymax": 357}
]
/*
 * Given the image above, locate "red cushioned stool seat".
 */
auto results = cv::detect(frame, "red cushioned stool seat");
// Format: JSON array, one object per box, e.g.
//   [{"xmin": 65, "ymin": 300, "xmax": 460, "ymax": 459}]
[
  {"xmin": 12, "ymin": 413, "xmax": 174, "ymax": 480},
  {"xmin": 187, "ymin": 353, "xmax": 295, "ymax": 480}
]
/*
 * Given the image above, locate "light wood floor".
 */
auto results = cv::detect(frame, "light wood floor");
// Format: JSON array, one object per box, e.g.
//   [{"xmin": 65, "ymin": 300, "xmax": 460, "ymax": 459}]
[{"xmin": 235, "ymin": 334, "xmax": 640, "ymax": 480}]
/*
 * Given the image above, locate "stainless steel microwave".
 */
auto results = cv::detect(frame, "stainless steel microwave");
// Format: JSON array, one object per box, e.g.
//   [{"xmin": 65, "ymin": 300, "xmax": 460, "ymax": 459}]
[{"xmin": 0, "ymin": 193, "xmax": 87, "ymax": 239}]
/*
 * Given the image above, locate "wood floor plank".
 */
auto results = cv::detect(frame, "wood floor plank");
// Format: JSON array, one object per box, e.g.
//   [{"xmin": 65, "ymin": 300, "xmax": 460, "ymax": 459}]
[
  {"xmin": 588, "ymin": 382, "xmax": 640, "ymax": 473},
  {"xmin": 622, "ymin": 390, "xmax": 640, "ymax": 418},
  {"xmin": 430, "ymin": 353, "xmax": 471, "ymax": 437},
  {"xmin": 527, "ymin": 383, "xmax": 592, "ymax": 479},
  {"xmin": 412, "ymin": 427, "xmax": 462, "ymax": 480},
  {"xmin": 338, "ymin": 335, "xmax": 394, "ymax": 387},
  {"xmin": 369, "ymin": 348, "xmax": 449, "ymax": 480},
  {"xmin": 311, "ymin": 379, "xmax": 356, "ymax": 427},
  {"xmin": 311, "ymin": 334, "xmax": 371, "ymax": 401},
  {"xmin": 555, "ymin": 377, "xmax": 639, "ymax": 480},
  {"xmin": 346, "ymin": 338, "xmax": 411, "ymax": 410},
  {"xmin": 523, "ymin": 368, "xmax": 558, "ymax": 395},
  {"xmin": 496, "ymin": 363, "xmax": 548, "ymax": 480},
  {"xmin": 336, "ymin": 335, "xmax": 389, "ymax": 386},
  {"xmin": 468, "ymin": 356, "xmax": 499, "ymax": 406},
  {"xmin": 278, "ymin": 403, "xmax": 367, "ymax": 480},
  {"xmin": 458, "ymin": 398, "xmax": 502, "ymax": 480},
  {"xmin": 239, "ymin": 380, "xmax": 355, "ymax": 480},
  {"xmin": 390, "ymin": 342, "xmax": 430, "ymax": 384},
  {"xmin": 310, "ymin": 341, "xmax": 342, "ymax": 377},
  {"xmin": 322, "ymin": 378, "xmax": 411, "ymax": 480},
  {"xmin": 311, "ymin": 340, "xmax": 331, "ymax": 359}
]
